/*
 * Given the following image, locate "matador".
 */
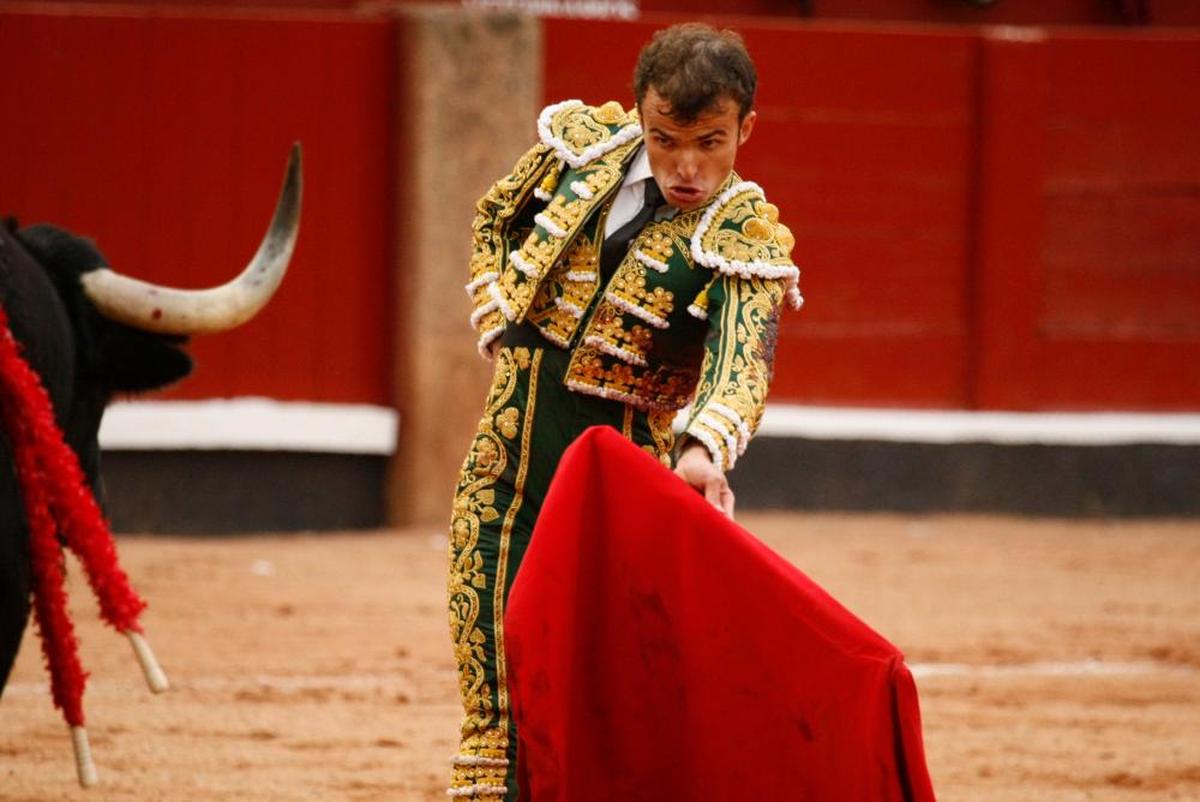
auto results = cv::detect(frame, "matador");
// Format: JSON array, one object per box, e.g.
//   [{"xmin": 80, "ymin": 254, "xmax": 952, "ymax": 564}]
[{"xmin": 446, "ymin": 23, "xmax": 803, "ymax": 801}]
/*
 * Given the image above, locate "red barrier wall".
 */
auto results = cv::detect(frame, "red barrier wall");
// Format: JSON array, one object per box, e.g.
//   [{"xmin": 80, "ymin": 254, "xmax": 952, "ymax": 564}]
[
  {"xmin": 0, "ymin": 8, "xmax": 396, "ymax": 404},
  {"xmin": 1035, "ymin": 33, "xmax": 1200, "ymax": 409},
  {"xmin": 772, "ymin": 0, "xmax": 1197, "ymax": 25},
  {"xmin": 973, "ymin": 29, "xmax": 1200, "ymax": 409},
  {"xmin": 18, "ymin": 0, "xmax": 1200, "ymax": 26},
  {"xmin": 544, "ymin": 17, "xmax": 1200, "ymax": 410},
  {"xmin": 3, "ymin": 7, "xmax": 1196, "ymax": 412}
]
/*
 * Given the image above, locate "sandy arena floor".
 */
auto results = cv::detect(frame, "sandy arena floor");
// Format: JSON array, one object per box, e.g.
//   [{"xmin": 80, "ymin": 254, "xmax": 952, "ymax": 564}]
[{"xmin": 2, "ymin": 513, "xmax": 1198, "ymax": 801}]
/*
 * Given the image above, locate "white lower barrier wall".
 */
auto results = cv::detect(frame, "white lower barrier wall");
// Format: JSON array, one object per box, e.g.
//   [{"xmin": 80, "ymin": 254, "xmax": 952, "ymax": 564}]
[
  {"xmin": 101, "ymin": 399, "xmax": 1199, "ymax": 455},
  {"xmin": 757, "ymin": 405, "xmax": 1200, "ymax": 446},
  {"xmin": 99, "ymin": 398, "xmax": 398, "ymax": 455}
]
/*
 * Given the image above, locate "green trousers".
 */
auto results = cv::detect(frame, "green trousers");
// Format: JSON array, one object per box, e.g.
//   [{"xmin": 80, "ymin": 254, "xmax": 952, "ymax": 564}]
[{"xmin": 446, "ymin": 338, "xmax": 675, "ymax": 801}]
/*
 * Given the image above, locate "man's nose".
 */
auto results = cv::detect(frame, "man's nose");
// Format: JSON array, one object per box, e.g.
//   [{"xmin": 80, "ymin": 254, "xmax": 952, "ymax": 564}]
[{"xmin": 676, "ymin": 151, "xmax": 699, "ymax": 181}]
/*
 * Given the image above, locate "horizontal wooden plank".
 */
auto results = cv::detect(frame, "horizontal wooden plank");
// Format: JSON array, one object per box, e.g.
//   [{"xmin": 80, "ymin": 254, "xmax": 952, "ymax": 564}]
[
  {"xmin": 1047, "ymin": 35, "xmax": 1200, "ymax": 123},
  {"xmin": 1041, "ymin": 271, "xmax": 1200, "ymax": 340},
  {"xmin": 1037, "ymin": 341, "xmax": 1200, "ymax": 409},
  {"xmin": 802, "ymin": 0, "xmax": 1126, "ymax": 25},
  {"xmin": 770, "ymin": 334, "xmax": 968, "ymax": 406},
  {"xmin": 1045, "ymin": 121, "xmax": 1200, "ymax": 186},
  {"xmin": 1041, "ymin": 194, "xmax": 1200, "ymax": 271}
]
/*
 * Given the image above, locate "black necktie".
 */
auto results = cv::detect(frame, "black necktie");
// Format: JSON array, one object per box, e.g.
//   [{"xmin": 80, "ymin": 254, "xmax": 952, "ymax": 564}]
[{"xmin": 600, "ymin": 179, "xmax": 664, "ymax": 281}]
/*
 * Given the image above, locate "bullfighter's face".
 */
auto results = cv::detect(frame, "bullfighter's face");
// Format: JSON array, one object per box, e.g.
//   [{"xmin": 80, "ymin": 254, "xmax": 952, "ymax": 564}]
[{"xmin": 639, "ymin": 87, "xmax": 756, "ymax": 212}]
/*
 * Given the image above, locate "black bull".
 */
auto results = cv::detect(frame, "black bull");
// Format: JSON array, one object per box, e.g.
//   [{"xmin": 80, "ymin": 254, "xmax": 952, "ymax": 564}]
[
  {"xmin": 0, "ymin": 146, "xmax": 300, "ymax": 693},
  {"xmin": 0, "ymin": 221, "xmax": 194, "ymax": 690}
]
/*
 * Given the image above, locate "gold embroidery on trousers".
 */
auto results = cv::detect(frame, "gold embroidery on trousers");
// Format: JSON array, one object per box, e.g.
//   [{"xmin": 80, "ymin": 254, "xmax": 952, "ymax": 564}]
[
  {"xmin": 647, "ymin": 407, "xmax": 677, "ymax": 465},
  {"xmin": 447, "ymin": 346, "xmax": 535, "ymax": 798},
  {"xmin": 492, "ymin": 349, "xmax": 541, "ymax": 772}
]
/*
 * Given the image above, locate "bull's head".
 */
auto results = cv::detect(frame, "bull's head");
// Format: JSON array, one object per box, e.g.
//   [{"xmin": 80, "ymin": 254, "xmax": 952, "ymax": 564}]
[
  {"xmin": 13, "ymin": 144, "xmax": 301, "ymax": 484},
  {"xmin": 0, "ymin": 146, "xmax": 302, "ymax": 695}
]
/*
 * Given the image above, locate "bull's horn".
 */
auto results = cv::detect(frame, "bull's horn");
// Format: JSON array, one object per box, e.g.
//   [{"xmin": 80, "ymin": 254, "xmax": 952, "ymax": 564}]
[{"xmin": 81, "ymin": 143, "xmax": 302, "ymax": 335}]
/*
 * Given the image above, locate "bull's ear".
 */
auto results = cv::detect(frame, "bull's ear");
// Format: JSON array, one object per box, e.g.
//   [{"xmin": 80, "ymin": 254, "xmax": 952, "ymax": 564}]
[{"xmin": 99, "ymin": 327, "xmax": 194, "ymax": 393}]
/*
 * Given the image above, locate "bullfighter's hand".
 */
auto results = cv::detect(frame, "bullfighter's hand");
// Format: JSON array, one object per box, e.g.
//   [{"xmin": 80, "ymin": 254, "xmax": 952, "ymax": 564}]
[
  {"xmin": 674, "ymin": 440, "xmax": 735, "ymax": 519},
  {"xmin": 487, "ymin": 338, "xmax": 501, "ymax": 359}
]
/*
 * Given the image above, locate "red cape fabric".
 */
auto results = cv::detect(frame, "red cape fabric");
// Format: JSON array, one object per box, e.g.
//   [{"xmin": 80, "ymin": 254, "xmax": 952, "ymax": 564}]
[{"xmin": 505, "ymin": 426, "xmax": 936, "ymax": 801}]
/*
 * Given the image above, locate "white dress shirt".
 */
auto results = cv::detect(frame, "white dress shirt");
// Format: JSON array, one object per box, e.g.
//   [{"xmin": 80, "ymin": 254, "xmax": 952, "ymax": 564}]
[{"xmin": 603, "ymin": 146, "xmax": 662, "ymax": 237}]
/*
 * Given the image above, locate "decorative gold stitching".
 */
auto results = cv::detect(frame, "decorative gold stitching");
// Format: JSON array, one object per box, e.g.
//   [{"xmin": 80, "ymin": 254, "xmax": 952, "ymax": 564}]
[
  {"xmin": 492, "ymin": 349, "xmax": 541, "ymax": 777},
  {"xmin": 448, "ymin": 346, "xmax": 533, "ymax": 797}
]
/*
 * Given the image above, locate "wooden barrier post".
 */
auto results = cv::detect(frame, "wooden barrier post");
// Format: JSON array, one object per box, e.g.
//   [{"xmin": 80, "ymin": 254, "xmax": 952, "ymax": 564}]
[
  {"xmin": 969, "ymin": 26, "xmax": 1049, "ymax": 410},
  {"xmin": 387, "ymin": 8, "xmax": 542, "ymax": 525}
]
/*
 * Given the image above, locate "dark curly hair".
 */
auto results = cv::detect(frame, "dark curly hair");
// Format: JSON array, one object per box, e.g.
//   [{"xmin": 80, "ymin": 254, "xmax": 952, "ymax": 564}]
[{"xmin": 633, "ymin": 23, "xmax": 757, "ymax": 123}]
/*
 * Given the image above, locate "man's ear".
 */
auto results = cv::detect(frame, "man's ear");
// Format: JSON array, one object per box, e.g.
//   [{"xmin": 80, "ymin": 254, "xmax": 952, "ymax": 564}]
[{"xmin": 739, "ymin": 110, "xmax": 757, "ymax": 146}]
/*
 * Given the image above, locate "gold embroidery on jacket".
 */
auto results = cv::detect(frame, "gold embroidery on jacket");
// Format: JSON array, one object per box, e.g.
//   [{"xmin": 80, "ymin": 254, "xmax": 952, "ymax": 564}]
[
  {"xmin": 499, "ymin": 148, "xmax": 636, "ymax": 323},
  {"xmin": 592, "ymin": 99, "xmax": 629, "ymax": 126},
  {"xmin": 608, "ymin": 263, "xmax": 675, "ymax": 325},
  {"xmin": 638, "ymin": 227, "xmax": 676, "ymax": 265},
  {"xmin": 590, "ymin": 305, "xmax": 654, "ymax": 362},
  {"xmin": 469, "ymin": 144, "xmax": 555, "ymax": 317},
  {"xmin": 686, "ymin": 275, "xmax": 786, "ymax": 467},
  {"xmin": 520, "ymin": 234, "xmax": 564, "ymax": 273},
  {"xmin": 527, "ymin": 232, "xmax": 602, "ymax": 346},
  {"xmin": 560, "ymin": 112, "xmax": 614, "ymax": 151},
  {"xmin": 695, "ymin": 191, "xmax": 796, "ymax": 272},
  {"xmin": 538, "ymin": 195, "xmax": 590, "ymax": 239},
  {"xmin": 567, "ymin": 342, "xmax": 698, "ymax": 411}
]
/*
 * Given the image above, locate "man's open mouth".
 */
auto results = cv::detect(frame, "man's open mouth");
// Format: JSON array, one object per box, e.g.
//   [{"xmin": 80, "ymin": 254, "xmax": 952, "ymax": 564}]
[{"xmin": 667, "ymin": 185, "xmax": 703, "ymax": 205}]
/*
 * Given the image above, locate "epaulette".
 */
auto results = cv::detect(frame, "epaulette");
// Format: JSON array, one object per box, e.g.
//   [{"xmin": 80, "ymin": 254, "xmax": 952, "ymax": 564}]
[
  {"xmin": 690, "ymin": 181, "xmax": 804, "ymax": 310},
  {"xmin": 537, "ymin": 99, "xmax": 642, "ymax": 169}
]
